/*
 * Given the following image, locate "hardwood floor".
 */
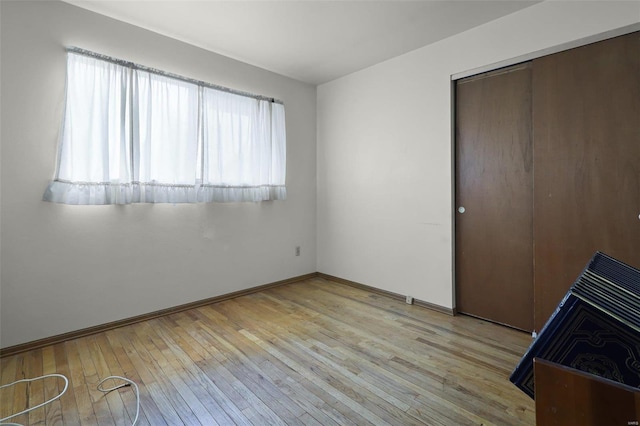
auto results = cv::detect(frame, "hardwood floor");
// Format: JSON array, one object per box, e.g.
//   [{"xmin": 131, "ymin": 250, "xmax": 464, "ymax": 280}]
[{"xmin": 1, "ymin": 277, "xmax": 535, "ymax": 425}]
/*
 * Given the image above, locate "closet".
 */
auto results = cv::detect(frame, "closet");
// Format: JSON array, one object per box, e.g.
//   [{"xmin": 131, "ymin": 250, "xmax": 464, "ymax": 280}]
[{"xmin": 455, "ymin": 31, "xmax": 640, "ymax": 332}]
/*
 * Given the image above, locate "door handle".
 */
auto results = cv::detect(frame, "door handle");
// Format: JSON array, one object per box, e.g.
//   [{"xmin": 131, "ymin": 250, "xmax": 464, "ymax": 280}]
[{"xmin": 458, "ymin": 206, "xmax": 466, "ymax": 214}]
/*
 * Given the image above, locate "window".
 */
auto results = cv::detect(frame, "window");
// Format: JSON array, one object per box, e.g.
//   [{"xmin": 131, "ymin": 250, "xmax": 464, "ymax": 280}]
[{"xmin": 43, "ymin": 49, "xmax": 286, "ymax": 205}]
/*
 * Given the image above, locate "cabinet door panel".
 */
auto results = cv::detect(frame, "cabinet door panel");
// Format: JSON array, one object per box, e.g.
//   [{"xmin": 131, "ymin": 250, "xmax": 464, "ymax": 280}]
[{"xmin": 533, "ymin": 32, "xmax": 640, "ymax": 331}]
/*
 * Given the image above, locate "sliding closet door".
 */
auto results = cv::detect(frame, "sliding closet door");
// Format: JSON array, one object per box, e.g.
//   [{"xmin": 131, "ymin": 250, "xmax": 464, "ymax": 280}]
[
  {"xmin": 455, "ymin": 64, "xmax": 534, "ymax": 331},
  {"xmin": 533, "ymin": 32, "xmax": 640, "ymax": 331}
]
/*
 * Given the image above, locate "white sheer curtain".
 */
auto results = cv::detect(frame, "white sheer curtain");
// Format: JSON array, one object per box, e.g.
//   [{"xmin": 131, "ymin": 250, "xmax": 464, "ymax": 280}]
[
  {"xmin": 134, "ymin": 70, "xmax": 201, "ymax": 203},
  {"xmin": 45, "ymin": 53, "xmax": 134, "ymax": 204},
  {"xmin": 200, "ymin": 88, "xmax": 287, "ymax": 202},
  {"xmin": 44, "ymin": 51, "xmax": 286, "ymax": 205}
]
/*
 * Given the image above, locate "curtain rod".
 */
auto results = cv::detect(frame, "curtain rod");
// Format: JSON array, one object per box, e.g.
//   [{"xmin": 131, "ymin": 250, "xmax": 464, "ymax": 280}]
[{"xmin": 67, "ymin": 46, "xmax": 284, "ymax": 105}]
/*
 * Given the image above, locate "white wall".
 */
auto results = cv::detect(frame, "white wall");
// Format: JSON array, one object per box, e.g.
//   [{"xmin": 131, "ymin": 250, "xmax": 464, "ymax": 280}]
[
  {"xmin": 0, "ymin": 1, "xmax": 317, "ymax": 348},
  {"xmin": 317, "ymin": 1, "xmax": 640, "ymax": 309}
]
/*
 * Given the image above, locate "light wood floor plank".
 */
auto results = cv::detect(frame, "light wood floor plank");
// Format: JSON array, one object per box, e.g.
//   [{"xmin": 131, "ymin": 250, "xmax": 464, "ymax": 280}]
[
  {"xmin": 155, "ymin": 316, "xmax": 252, "ymax": 426},
  {"xmin": 151, "ymin": 319, "xmax": 244, "ymax": 426},
  {"xmin": 228, "ymin": 297, "xmax": 420, "ymax": 423},
  {"xmin": 25, "ymin": 349, "xmax": 45, "ymax": 425},
  {"xmin": 132, "ymin": 321, "xmax": 220, "ymax": 425},
  {"xmin": 52, "ymin": 343, "xmax": 81, "ymax": 425},
  {"xmin": 65, "ymin": 340, "xmax": 99, "ymax": 425},
  {"xmin": 104, "ymin": 329, "xmax": 167, "ymax": 426},
  {"xmin": 0, "ymin": 355, "xmax": 18, "ymax": 421},
  {"xmin": 120, "ymin": 325, "xmax": 201, "ymax": 425},
  {"xmin": 0, "ymin": 278, "xmax": 535, "ymax": 425},
  {"xmin": 8, "ymin": 354, "xmax": 28, "ymax": 425},
  {"xmin": 92, "ymin": 334, "xmax": 140, "ymax": 425},
  {"xmin": 75, "ymin": 337, "xmax": 116, "ymax": 426},
  {"xmin": 189, "ymin": 317, "xmax": 291, "ymax": 426},
  {"xmin": 41, "ymin": 346, "xmax": 63, "ymax": 425}
]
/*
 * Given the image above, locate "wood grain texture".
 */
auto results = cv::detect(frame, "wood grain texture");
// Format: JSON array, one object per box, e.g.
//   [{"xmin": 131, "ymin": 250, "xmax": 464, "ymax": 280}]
[
  {"xmin": 0, "ymin": 273, "xmax": 318, "ymax": 358},
  {"xmin": 534, "ymin": 358, "xmax": 640, "ymax": 426},
  {"xmin": 532, "ymin": 31, "xmax": 640, "ymax": 330},
  {"xmin": 0, "ymin": 278, "xmax": 534, "ymax": 425},
  {"xmin": 456, "ymin": 63, "xmax": 534, "ymax": 331}
]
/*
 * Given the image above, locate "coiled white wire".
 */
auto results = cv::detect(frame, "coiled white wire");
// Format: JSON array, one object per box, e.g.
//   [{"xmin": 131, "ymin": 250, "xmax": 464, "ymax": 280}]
[
  {"xmin": 97, "ymin": 375, "xmax": 140, "ymax": 426},
  {"xmin": 0, "ymin": 374, "xmax": 139, "ymax": 426},
  {"xmin": 0, "ymin": 374, "xmax": 69, "ymax": 424}
]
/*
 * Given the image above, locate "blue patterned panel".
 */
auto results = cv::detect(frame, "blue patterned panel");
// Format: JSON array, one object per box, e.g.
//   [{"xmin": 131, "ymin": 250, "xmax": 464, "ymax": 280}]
[{"xmin": 510, "ymin": 252, "xmax": 640, "ymax": 399}]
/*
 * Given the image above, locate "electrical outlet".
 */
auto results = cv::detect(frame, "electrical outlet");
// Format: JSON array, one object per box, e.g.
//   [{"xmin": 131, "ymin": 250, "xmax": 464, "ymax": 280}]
[
  {"xmin": 405, "ymin": 295, "xmax": 414, "ymax": 305},
  {"xmin": 295, "ymin": 246, "xmax": 301, "ymax": 256}
]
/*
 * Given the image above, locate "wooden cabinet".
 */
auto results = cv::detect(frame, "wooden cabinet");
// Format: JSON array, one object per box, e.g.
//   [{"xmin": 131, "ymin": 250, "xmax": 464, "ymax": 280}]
[
  {"xmin": 455, "ymin": 31, "xmax": 640, "ymax": 332},
  {"xmin": 534, "ymin": 358, "xmax": 640, "ymax": 425}
]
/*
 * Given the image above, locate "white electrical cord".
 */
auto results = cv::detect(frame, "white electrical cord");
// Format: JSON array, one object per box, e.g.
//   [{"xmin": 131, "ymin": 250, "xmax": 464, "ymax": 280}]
[
  {"xmin": 0, "ymin": 374, "xmax": 139, "ymax": 426},
  {"xmin": 97, "ymin": 375, "xmax": 140, "ymax": 426},
  {"xmin": 0, "ymin": 374, "xmax": 69, "ymax": 424}
]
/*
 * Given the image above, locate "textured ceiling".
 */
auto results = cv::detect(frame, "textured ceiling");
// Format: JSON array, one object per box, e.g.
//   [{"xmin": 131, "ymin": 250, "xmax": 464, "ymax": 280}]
[{"xmin": 63, "ymin": 1, "xmax": 540, "ymax": 85}]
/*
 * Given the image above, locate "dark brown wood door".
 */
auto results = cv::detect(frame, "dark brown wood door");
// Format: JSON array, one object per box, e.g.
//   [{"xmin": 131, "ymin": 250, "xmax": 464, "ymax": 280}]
[
  {"xmin": 533, "ymin": 32, "xmax": 640, "ymax": 331},
  {"xmin": 455, "ymin": 64, "xmax": 534, "ymax": 331}
]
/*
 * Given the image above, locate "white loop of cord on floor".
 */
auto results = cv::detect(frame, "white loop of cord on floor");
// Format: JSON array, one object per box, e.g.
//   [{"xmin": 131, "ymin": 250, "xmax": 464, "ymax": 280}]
[
  {"xmin": 97, "ymin": 375, "xmax": 140, "ymax": 425},
  {"xmin": 0, "ymin": 374, "xmax": 139, "ymax": 426}
]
